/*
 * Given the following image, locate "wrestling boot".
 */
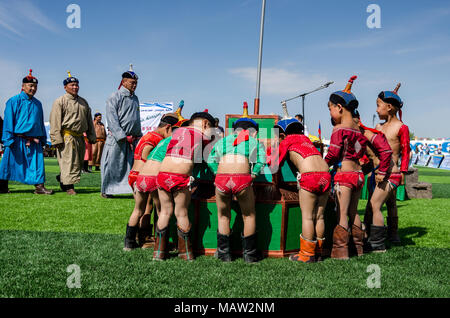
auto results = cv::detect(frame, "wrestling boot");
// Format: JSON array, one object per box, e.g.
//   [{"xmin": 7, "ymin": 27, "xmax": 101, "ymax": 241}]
[
  {"xmin": 34, "ymin": 184, "xmax": 53, "ymax": 195},
  {"xmin": 153, "ymin": 226, "xmax": 169, "ymax": 261},
  {"xmin": 0, "ymin": 179, "xmax": 10, "ymax": 193},
  {"xmin": 242, "ymin": 232, "xmax": 263, "ymax": 263},
  {"xmin": 363, "ymin": 207, "xmax": 373, "ymax": 238},
  {"xmin": 216, "ymin": 232, "xmax": 232, "ymax": 262},
  {"xmin": 351, "ymin": 224, "xmax": 365, "ymax": 257},
  {"xmin": 123, "ymin": 224, "xmax": 140, "ymax": 251},
  {"xmin": 315, "ymin": 237, "xmax": 325, "ymax": 262},
  {"xmin": 330, "ymin": 225, "xmax": 350, "ymax": 260},
  {"xmin": 387, "ymin": 216, "xmax": 401, "ymax": 244},
  {"xmin": 177, "ymin": 225, "xmax": 194, "ymax": 261},
  {"xmin": 289, "ymin": 235, "xmax": 317, "ymax": 263},
  {"xmin": 139, "ymin": 227, "xmax": 155, "ymax": 249},
  {"xmin": 366, "ymin": 225, "xmax": 387, "ymax": 253}
]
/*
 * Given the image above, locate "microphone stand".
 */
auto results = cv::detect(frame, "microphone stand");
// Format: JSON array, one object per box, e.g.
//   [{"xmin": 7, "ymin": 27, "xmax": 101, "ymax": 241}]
[{"xmin": 281, "ymin": 81, "xmax": 334, "ymax": 134}]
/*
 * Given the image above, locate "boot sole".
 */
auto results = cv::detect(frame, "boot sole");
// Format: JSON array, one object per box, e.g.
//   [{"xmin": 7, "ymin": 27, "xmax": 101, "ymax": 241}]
[
  {"xmin": 331, "ymin": 256, "xmax": 350, "ymax": 260},
  {"xmin": 123, "ymin": 247, "xmax": 138, "ymax": 251}
]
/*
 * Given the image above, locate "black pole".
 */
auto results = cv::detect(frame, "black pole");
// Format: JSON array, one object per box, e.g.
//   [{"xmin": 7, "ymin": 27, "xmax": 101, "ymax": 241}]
[{"xmin": 302, "ymin": 95, "xmax": 305, "ymax": 134}]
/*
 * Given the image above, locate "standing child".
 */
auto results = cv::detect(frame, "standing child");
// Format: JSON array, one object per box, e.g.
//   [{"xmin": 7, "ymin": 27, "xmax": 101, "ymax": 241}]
[
  {"xmin": 123, "ymin": 114, "xmax": 178, "ymax": 251},
  {"xmin": 207, "ymin": 103, "xmax": 266, "ymax": 263},
  {"xmin": 372, "ymin": 83, "xmax": 410, "ymax": 244},
  {"xmin": 352, "ymin": 111, "xmax": 393, "ymax": 252},
  {"xmin": 270, "ymin": 112, "xmax": 331, "ymax": 263},
  {"xmin": 325, "ymin": 76, "xmax": 369, "ymax": 260},
  {"xmin": 153, "ymin": 111, "xmax": 215, "ymax": 261}
]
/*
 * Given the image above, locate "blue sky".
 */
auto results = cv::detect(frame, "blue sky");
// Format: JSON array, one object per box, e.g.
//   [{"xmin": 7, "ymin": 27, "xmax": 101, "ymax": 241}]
[{"xmin": 0, "ymin": 0, "xmax": 449, "ymax": 138}]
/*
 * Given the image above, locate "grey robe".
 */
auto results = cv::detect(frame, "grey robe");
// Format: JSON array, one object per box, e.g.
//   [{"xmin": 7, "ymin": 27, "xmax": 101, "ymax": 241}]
[{"xmin": 101, "ymin": 86, "xmax": 142, "ymax": 195}]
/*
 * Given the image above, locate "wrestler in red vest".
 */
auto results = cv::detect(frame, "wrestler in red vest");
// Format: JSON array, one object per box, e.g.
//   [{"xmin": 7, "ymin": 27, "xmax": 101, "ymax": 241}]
[
  {"xmin": 352, "ymin": 110, "xmax": 394, "ymax": 253},
  {"xmin": 123, "ymin": 114, "xmax": 178, "ymax": 251},
  {"xmin": 153, "ymin": 111, "xmax": 215, "ymax": 261},
  {"xmin": 270, "ymin": 114, "xmax": 331, "ymax": 263},
  {"xmin": 325, "ymin": 75, "xmax": 369, "ymax": 260}
]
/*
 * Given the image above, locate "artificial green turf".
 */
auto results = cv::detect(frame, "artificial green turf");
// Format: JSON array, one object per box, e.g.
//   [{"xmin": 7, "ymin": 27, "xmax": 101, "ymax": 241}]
[{"xmin": 0, "ymin": 159, "xmax": 449, "ymax": 297}]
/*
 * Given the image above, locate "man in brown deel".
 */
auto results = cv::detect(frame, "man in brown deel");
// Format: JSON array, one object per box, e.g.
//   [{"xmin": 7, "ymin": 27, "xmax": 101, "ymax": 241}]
[
  {"xmin": 49, "ymin": 71, "xmax": 96, "ymax": 195},
  {"xmin": 89, "ymin": 112, "xmax": 106, "ymax": 171}
]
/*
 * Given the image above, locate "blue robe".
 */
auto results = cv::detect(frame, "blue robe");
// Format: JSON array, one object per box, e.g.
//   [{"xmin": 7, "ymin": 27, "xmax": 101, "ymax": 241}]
[{"xmin": 0, "ymin": 92, "xmax": 47, "ymax": 185}]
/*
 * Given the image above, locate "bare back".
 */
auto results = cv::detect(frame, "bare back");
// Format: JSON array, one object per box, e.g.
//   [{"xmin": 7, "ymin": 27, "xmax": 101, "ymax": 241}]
[
  {"xmin": 159, "ymin": 156, "xmax": 194, "ymax": 175},
  {"xmin": 217, "ymin": 154, "xmax": 250, "ymax": 174},
  {"xmin": 289, "ymin": 152, "xmax": 329, "ymax": 174},
  {"xmin": 140, "ymin": 159, "xmax": 162, "ymax": 176}
]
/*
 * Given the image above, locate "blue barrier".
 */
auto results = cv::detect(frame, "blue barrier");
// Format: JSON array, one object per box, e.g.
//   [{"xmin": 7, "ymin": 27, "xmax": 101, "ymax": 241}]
[
  {"xmin": 427, "ymin": 155, "xmax": 444, "ymax": 168},
  {"xmin": 439, "ymin": 155, "xmax": 450, "ymax": 170},
  {"xmin": 417, "ymin": 154, "xmax": 431, "ymax": 166}
]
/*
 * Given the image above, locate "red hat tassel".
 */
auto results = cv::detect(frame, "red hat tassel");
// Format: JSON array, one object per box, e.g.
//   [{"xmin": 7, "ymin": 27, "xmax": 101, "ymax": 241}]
[{"xmin": 359, "ymin": 122, "xmax": 381, "ymax": 134}]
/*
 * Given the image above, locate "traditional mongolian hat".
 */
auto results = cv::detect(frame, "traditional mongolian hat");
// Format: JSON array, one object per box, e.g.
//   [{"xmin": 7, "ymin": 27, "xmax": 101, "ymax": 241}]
[
  {"xmin": 63, "ymin": 71, "xmax": 79, "ymax": 86},
  {"xmin": 232, "ymin": 102, "xmax": 259, "ymax": 131},
  {"xmin": 329, "ymin": 75, "xmax": 359, "ymax": 112},
  {"xmin": 274, "ymin": 101, "xmax": 304, "ymax": 135},
  {"xmin": 378, "ymin": 83, "xmax": 404, "ymax": 120},
  {"xmin": 22, "ymin": 69, "xmax": 38, "ymax": 84},
  {"xmin": 122, "ymin": 64, "xmax": 138, "ymax": 79},
  {"xmin": 190, "ymin": 108, "xmax": 215, "ymax": 127},
  {"xmin": 118, "ymin": 64, "xmax": 138, "ymax": 89}
]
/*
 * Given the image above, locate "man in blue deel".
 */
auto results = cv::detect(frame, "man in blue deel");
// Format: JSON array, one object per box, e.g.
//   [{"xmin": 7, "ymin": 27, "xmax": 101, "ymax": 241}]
[{"xmin": 0, "ymin": 69, "xmax": 53, "ymax": 195}]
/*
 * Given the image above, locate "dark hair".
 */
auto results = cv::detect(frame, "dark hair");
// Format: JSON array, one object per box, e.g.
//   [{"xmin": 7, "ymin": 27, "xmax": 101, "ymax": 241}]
[
  {"xmin": 295, "ymin": 114, "xmax": 303, "ymax": 120},
  {"xmin": 232, "ymin": 120, "xmax": 259, "ymax": 132},
  {"xmin": 284, "ymin": 121, "xmax": 304, "ymax": 135},
  {"xmin": 160, "ymin": 114, "xmax": 179, "ymax": 126},
  {"xmin": 329, "ymin": 93, "xmax": 358, "ymax": 112},
  {"xmin": 190, "ymin": 112, "xmax": 215, "ymax": 127},
  {"xmin": 378, "ymin": 92, "xmax": 402, "ymax": 109}
]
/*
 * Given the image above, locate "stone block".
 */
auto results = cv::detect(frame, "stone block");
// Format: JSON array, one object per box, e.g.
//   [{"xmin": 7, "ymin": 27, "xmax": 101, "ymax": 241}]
[{"xmin": 406, "ymin": 182, "xmax": 432, "ymax": 199}]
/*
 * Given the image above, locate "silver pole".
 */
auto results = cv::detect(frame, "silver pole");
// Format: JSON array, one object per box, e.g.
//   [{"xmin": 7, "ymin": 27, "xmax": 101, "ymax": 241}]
[{"xmin": 255, "ymin": 0, "xmax": 266, "ymax": 101}]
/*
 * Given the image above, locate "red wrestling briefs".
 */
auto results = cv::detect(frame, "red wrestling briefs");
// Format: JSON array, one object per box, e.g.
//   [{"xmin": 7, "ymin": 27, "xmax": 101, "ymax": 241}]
[
  {"xmin": 156, "ymin": 172, "xmax": 194, "ymax": 193},
  {"xmin": 297, "ymin": 171, "xmax": 331, "ymax": 194},
  {"xmin": 388, "ymin": 172, "xmax": 402, "ymax": 189},
  {"xmin": 135, "ymin": 175, "xmax": 158, "ymax": 193},
  {"xmin": 214, "ymin": 173, "xmax": 253, "ymax": 195},
  {"xmin": 128, "ymin": 170, "xmax": 139, "ymax": 190},
  {"xmin": 334, "ymin": 171, "xmax": 365, "ymax": 191}
]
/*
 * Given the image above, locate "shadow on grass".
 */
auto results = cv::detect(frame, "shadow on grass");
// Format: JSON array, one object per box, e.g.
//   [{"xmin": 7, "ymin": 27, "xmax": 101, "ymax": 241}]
[{"xmin": 397, "ymin": 226, "xmax": 428, "ymax": 247}]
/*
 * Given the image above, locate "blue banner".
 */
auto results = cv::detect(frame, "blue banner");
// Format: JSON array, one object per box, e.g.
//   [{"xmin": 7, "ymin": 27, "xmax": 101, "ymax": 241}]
[
  {"xmin": 428, "ymin": 155, "xmax": 444, "ymax": 168},
  {"xmin": 416, "ymin": 154, "xmax": 431, "ymax": 166},
  {"xmin": 439, "ymin": 156, "xmax": 450, "ymax": 170}
]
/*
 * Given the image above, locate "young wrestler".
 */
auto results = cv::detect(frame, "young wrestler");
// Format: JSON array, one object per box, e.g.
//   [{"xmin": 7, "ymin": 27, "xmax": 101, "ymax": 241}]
[
  {"xmin": 136, "ymin": 120, "xmax": 191, "ymax": 249},
  {"xmin": 153, "ymin": 111, "xmax": 215, "ymax": 261},
  {"xmin": 352, "ymin": 111, "xmax": 393, "ymax": 252},
  {"xmin": 372, "ymin": 83, "xmax": 410, "ymax": 244},
  {"xmin": 325, "ymin": 76, "xmax": 369, "ymax": 260},
  {"xmin": 269, "ymin": 115, "xmax": 331, "ymax": 263},
  {"xmin": 207, "ymin": 110, "xmax": 266, "ymax": 263},
  {"xmin": 123, "ymin": 114, "xmax": 178, "ymax": 251}
]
